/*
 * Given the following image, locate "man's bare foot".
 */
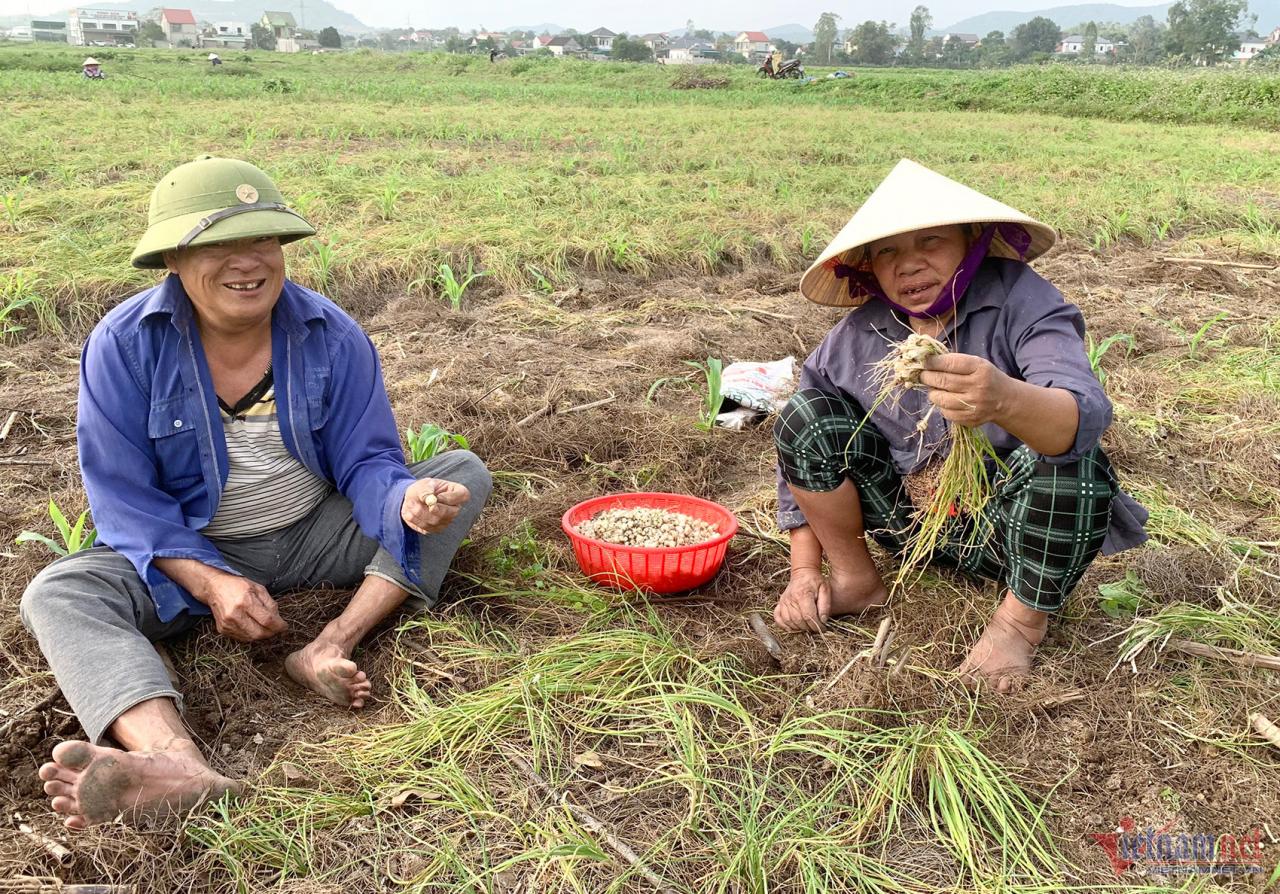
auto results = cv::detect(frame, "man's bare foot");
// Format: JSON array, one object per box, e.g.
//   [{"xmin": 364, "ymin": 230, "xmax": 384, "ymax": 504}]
[
  {"xmin": 957, "ymin": 591, "xmax": 1049, "ymax": 693},
  {"xmin": 38, "ymin": 739, "xmax": 239, "ymax": 830},
  {"xmin": 828, "ymin": 564, "xmax": 889, "ymax": 615},
  {"xmin": 285, "ymin": 639, "xmax": 372, "ymax": 708}
]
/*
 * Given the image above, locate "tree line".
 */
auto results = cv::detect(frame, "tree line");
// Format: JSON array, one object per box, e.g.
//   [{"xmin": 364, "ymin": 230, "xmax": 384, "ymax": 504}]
[{"xmin": 809, "ymin": 0, "xmax": 1259, "ymax": 68}]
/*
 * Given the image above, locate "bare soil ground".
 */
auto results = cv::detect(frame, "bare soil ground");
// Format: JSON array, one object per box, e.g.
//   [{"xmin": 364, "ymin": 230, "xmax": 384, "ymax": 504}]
[{"xmin": 1, "ymin": 246, "xmax": 1278, "ymax": 891}]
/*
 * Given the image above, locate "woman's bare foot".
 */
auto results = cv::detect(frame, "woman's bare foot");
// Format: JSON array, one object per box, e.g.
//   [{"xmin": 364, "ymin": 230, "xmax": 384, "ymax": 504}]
[
  {"xmin": 775, "ymin": 565, "xmax": 888, "ymax": 632},
  {"xmin": 38, "ymin": 739, "xmax": 239, "ymax": 830},
  {"xmin": 285, "ymin": 639, "xmax": 372, "ymax": 708},
  {"xmin": 957, "ymin": 591, "xmax": 1049, "ymax": 693},
  {"xmin": 828, "ymin": 564, "xmax": 889, "ymax": 615}
]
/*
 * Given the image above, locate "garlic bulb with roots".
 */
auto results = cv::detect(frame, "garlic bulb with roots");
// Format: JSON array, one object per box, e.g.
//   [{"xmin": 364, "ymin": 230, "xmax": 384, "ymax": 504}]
[{"xmin": 860, "ymin": 331, "xmax": 1005, "ymax": 592}]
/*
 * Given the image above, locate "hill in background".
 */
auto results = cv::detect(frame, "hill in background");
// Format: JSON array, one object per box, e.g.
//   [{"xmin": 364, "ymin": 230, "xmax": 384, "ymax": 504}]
[
  {"xmin": 942, "ymin": 0, "xmax": 1277, "ymax": 32},
  {"xmin": 502, "ymin": 23, "xmax": 567, "ymax": 34},
  {"xmin": 761, "ymin": 23, "xmax": 816, "ymax": 43}
]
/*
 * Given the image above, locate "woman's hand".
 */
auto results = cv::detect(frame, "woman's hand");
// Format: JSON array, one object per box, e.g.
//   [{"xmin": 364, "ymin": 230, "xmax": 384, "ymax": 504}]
[
  {"xmin": 774, "ymin": 567, "xmax": 832, "ymax": 633},
  {"xmin": 401, "ymin": 478, "xmax": 471, "ymax": 535},
  {"xmin": 918, "ymin": 353, "xmax": 1012, "ymax": 427}
]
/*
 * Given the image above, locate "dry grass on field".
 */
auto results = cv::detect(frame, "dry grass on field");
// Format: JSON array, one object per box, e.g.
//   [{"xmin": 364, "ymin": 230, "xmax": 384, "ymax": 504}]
[{"xmin": 0, "ymin": 246, "xmax": 1278, "ymax": 892}]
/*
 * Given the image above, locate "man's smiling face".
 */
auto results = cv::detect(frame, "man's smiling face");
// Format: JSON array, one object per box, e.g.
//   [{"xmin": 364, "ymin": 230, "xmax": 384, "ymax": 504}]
[{"xmin": 164, "ymin": 236, "xmax": 285, "ymax": 332}]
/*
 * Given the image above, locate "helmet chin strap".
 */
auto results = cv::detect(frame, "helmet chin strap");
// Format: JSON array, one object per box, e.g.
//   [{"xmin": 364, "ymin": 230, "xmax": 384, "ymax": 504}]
[{"xmin": 177, "ymin": 202, "xmax": 293, "ymax": 249}]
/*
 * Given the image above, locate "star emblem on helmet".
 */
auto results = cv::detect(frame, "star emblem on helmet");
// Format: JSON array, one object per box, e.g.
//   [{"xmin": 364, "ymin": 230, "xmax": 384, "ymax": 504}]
[{"xmin": 235, "ymin": 184, "xmax": 259, "ymax": 204}]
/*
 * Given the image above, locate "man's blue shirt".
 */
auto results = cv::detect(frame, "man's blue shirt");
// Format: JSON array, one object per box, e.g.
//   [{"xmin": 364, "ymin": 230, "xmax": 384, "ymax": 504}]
[{"xmin": 77, "ymin": 274, "xmax": 419, "ymax": 622}]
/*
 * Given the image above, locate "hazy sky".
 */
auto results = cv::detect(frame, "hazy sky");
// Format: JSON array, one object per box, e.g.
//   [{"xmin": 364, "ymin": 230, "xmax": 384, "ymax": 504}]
[{"xmin": 0, "ymin": 0, "xmax": 1164, "ymax": 30}]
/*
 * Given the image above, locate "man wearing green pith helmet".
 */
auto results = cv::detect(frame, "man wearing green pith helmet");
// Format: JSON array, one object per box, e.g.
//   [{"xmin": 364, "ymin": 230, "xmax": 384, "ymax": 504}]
[{"xmin": 19, "ymin": 156, "xmax": 492, "ymax": 829}]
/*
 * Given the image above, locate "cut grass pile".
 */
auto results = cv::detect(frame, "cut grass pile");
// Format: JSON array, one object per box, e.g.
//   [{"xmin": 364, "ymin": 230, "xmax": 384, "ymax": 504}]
[{"xmin": 186, "ymin": 606, "xmax": 1062, "ymax": 893}]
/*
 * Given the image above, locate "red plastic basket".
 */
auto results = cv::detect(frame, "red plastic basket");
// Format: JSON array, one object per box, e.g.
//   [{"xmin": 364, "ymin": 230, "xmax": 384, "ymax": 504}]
[{"xmin": 561, "ymin": 492, "xmax": 738, "ymax": 594}]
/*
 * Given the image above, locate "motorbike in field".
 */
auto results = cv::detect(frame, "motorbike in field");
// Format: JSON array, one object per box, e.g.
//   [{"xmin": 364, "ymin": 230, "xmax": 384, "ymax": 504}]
[{"xmin": 757, "ymin": 58, "xmax": 805, "ymax": 79}]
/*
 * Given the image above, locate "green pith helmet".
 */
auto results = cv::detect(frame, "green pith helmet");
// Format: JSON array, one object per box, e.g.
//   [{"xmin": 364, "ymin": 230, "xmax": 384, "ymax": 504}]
[{"xmin": 130, "ymin": 155, "xmax": 315, "ymax": 269}]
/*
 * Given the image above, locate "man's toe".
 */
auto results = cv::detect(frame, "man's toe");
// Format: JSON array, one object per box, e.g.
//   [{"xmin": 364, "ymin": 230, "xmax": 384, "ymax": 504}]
[
  {"xmin": 50, "ymin": 794, "xmax": 79, "ymax": 815},
  {"xmin": 52, "ymin": 740, "xmax": 92, "ymax": 769},
  {"xmin": 42, "ymin": 764, "xmax": 80, "ymax": 784},
  {"xmin": 44, "ymin": 780, "xmax": 75, "ymax": 799},
  {"xmin": 333, "ymin": 659, "xmax": 358, "ymax": 680}
]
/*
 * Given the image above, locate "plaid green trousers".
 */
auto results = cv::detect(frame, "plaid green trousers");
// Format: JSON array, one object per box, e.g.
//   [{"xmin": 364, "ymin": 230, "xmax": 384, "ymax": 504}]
[{"xmin": 774, "ymin": 388, "xmax": 1117, "ymax": 612}]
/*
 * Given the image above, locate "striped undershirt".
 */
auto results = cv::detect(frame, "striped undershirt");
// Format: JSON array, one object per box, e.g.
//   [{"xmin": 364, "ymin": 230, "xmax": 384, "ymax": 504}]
[{"xmin": 202, "ymin": 364, "xmax": 333, "ymax": 540}]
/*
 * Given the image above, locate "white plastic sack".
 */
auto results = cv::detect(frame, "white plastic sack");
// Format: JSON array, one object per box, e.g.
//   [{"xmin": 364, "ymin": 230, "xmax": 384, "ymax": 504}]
[{"xmin": 714, "ymin": 357, "xmax": 797, "ymax": 428}]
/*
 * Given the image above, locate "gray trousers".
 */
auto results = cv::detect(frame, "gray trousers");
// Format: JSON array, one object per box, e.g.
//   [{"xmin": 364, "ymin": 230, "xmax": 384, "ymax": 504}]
[{"xmin": 19, "ymin": 450, "xmax": 491, "ymax": 745}]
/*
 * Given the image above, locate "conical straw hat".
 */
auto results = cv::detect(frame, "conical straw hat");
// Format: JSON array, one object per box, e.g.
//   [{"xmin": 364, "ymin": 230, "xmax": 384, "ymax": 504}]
[{"xmin": 800, "ymin": 159, "xmax": 1057, "ymax": 307}]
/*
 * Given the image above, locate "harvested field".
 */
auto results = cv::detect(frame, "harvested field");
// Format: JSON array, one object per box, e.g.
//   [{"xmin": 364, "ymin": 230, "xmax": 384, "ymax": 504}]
[{"xmin": 2, "ymin": 46, "xmax": 1280, "ymax": 893}]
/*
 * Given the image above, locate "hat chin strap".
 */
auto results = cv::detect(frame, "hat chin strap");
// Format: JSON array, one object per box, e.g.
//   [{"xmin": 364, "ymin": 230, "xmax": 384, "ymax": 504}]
[
  {"xmin": 832, "ymin": 222, "xmax": 1029, "ymax": 319},
  {"xmin": 176, "ymin": 202, "xmax": 291, "ymax": 249}
]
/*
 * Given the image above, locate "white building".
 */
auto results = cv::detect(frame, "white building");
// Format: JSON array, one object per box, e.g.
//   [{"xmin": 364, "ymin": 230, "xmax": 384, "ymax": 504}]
[
  {"xmin": 544, "ymin": 35, "xmax": 581, "ymax": 56},
  {"xmin": 6, "ymin": 25, "xmax": 33, "ymax": 40},
  {"xmin": 667, "ymin": 36, "xmax": 717, "ymax": 63},
  {"xmin": 587, "ymin": 27, "xmax": 615, "ymax": 49},
  {"xmin": 277, "ymin": 36, "xmax": 320, "ymax": 52},
  {"xmin": 1235, "ymin": 39, "xmax": 1268, "ymax": 61},
  {"xmin": 1057, "ymin": 34, "xmax": 1117, "ymax": 55},
  {"xmin": 32, "ymin": 19, "xmax": 68, "ymax": 41},
  {"xmin": 203, "ymin": 21, "xmax": 250, "ymax": 49},
  {"xmin": 68, "ymin": 8, "xmax": 139, "ymax": 46}
]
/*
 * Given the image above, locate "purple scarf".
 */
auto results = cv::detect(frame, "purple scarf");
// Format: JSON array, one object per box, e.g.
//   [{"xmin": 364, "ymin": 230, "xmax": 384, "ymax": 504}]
[{"xmin": 828, "ymin": 223, "xmax": 1032, "ymax": 319}]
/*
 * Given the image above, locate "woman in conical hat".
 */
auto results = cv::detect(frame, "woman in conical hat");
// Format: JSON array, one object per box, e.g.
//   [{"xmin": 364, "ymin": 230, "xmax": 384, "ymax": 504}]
[{"xmin": 772, "ymin": 159, "xmax": 1148, "ymax": 691}]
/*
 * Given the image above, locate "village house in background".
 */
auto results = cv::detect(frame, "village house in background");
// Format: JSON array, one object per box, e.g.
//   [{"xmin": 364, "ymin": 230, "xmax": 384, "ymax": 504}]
[
  {"xmin": 5, "ymin": 11, "xmax": 1278, "ymax": 66},
  {"xmin": 159, "ymin": 8, "xmax": 197, "ymax": 48},
  {"xmin": 468, "ymin": 30, "xmax": 506, "ymax": 50},
  {"xmin": 1234, "ymin": 36, "xmax": 1268, "ymax": 61},
  {"xmin": 201, "ymin": 21, "xmax": 250, "ymax": 50},
  {"xmin": 733, "ymin": 30, "xmax": 773, "ymax": 60},
  {"xmin": 543, "ymin": 35, "xmax": 581, "ymax": 56},
  {"xmin": 1056, "ymin": 33, "xmax": 1119, "ymax": 55},
  {"xmin": 68, "ymin": 8, "xmax": 138, "ymax": 46},
  {"xmin": 259, "ymin": 10, "xmax": 316, "ymax": 52},
  {"xmin": 405, "ymin": 30, "xmax": 444, "ymax": 48},
  {"xmin": 260, "ymin": 11, "xmax": 295, "ymax": 43},
  {"xmin": 586, "ymin": 27, "xmax": 615, "ymax": 50},
  {"xmin": 665, "ymin": 35, "xmax": 718, "ymax": 63}
]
